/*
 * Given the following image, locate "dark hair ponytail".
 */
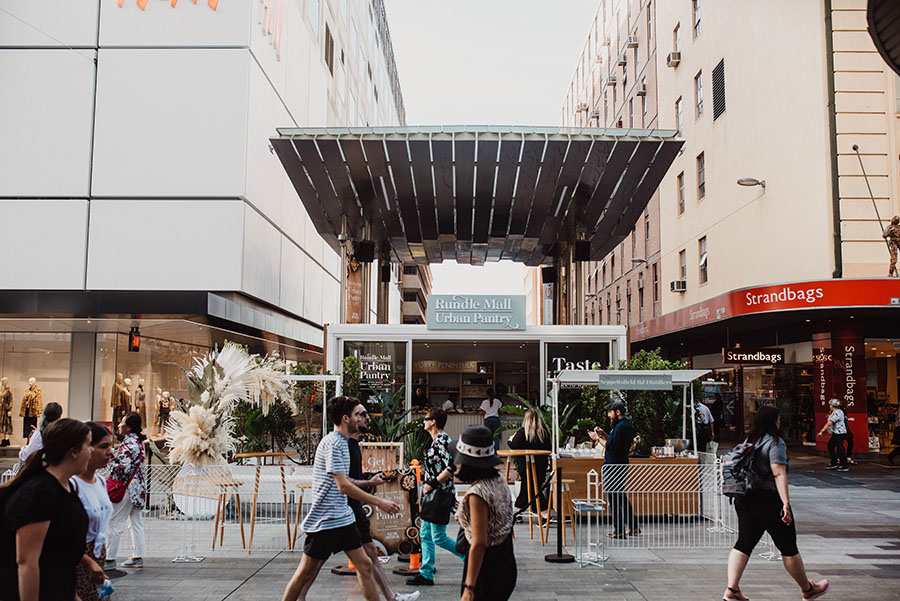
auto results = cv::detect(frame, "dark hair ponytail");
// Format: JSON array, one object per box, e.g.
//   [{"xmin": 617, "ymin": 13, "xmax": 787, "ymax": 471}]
[
  {"xmin": 747, "ymin": 405, "xmax": 781, "ymax": 444},
  {"xmin": 123, "ymin": 412, "xmax": 146, "ymax": 441},
  {"xmin": 2, "ymin": 418, "xmax": 90, "ymax": 493},
  {"xmin": 39, "ymin": 402, "xmax": 63, "ymax": 432}
]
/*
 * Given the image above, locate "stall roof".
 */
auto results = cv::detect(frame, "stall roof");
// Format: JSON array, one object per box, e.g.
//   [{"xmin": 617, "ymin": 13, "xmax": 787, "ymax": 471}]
[
  {"xmin": 271, "ymin": 126, "xmax": 683, "ymax": 265},
  {"xmin": 553, "ymin": 369, "xmax": 712, "ymax": 386}
]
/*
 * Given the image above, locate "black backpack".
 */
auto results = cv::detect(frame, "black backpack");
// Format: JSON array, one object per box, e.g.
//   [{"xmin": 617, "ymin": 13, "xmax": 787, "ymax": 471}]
[{"xmin": 721, "ymin": 440, "xmax": 765, "ymax": 498}]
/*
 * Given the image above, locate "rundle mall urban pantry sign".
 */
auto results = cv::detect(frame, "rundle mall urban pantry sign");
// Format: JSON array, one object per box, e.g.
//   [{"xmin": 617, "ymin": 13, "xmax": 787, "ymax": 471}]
[{"xmin": 426, "ymin": 295, "xmax": 526, "ymax": 330}]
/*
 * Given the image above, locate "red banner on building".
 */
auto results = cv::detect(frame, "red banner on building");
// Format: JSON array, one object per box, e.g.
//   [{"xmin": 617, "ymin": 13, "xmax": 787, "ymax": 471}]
[{"xmin": 812, "ymin": 325, "xmax": 867, "ymax": 451}]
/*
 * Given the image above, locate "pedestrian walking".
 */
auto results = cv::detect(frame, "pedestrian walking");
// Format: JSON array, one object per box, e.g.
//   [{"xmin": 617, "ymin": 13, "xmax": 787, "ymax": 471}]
[
  {"xmin": 479, "ymin": 389, "xmax": 502, "ymax": 450},
  {"xmin": 0, "ymin": 418, "xmax": 92, "ymax": 601},
  {"xmin": 817, "ymin": 399, "xmax": 849, "ymax": 472},
  {"xmin": 281, "ymin": 396, "xmax": 400, "ymax": 601},
  {"xmin": 347, "ymin": 411, "xmax": 420, "ymax": 601},
  {"xmin": 839, "ymin": 401, "xmax": 858, "ymax": 466},
  {"xmin": 105, "ymin": 412, "xmax": 147, "ymax": 570},
  {"xmin": 507, "ymin": 409, "xmax": 550, "ymax": 518},
  {"xmin": 18, "ymin": 402, "xmax": 63, "ymax": 463},
  {"xmin": 408, "ymin": 408, "xmax": 464, "ymax": 587},
  {"xmin": 591, "ymin": 400, "xmax": 640, "ymax": 537},
  {"xmin": 452, "ymin": 425, "xmax": 516, "ymax": 601},
  {"xmin": 723, "ymin": 405, "xmax": 830, "ymax": 601},
  {"xmin": 73, "ymin": 422, "xmax": 115, "ymax": 601}
]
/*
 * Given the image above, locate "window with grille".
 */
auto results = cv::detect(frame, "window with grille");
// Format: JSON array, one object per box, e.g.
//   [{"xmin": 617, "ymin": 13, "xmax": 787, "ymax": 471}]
[
  {"xmin": 644, "ymin": 212, "xmax": 650, "ymax": 258},
  {"xmin": 694, "ymin": 71, "xmax": 703, "ymax": 118},
  {"xmin": 677, "ymin": 171, "xmax": 685, "ymax": 214},
  {"xmin": 697, "ymin": 152, "xmax": 706, "ymax": 199},
  {"xmin": 699, "ymin": 236, "xmax": 708, "ymax": 284},
  {"xmin": 713, "ymin": 58, "xmax": 726, "ymax": 120},
  {"xmin": 324, "ymin": 24, "xmax": 335, "ymax": 74},
  {"xmin": 629, "ymin": 99, "xmax": 634, "ymax": 127}
]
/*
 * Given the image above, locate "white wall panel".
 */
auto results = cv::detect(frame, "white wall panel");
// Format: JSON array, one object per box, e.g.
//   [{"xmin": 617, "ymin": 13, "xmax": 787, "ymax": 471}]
[
  {"xmin": 303, "ymin": 264, "xmax": 324, "ymax": 325},
  {"xmin": 91, "ymin": 48, "xmax": 249, "ymax": 198},
  {"xmin": 0, "ymin": 50, "xmax": 95, "ymax": 197},
  {"xmin": 279, "ymin": 237, "xmax": 307, "ymax": 317},
  {"xmin": 0, "ymin": 0, "xmax": 99, "ymax": 47},
  {"xmin": 304, "ymin": 218, "xmax": 325, "ymax": 265},
  {"xmin": 322, "ymin": 274, "xmax": 338, "ymax": 325},
  {"xmin": 86, "ymin": 199, "xmax": 243, "ymax": 290},
  {"xmin": 280, "ymin": 176, "xmax": 308, "ymax": 249},
  {"xmin": 248, "ymin": 0, "xmax": 287, "ymax": 100},
  {"xmin": 0, "ymin": 200, "xmax": 87, "ymax": 289},
  {"xmin": 99, "ymin": 0, "xmax": 250, "ymax": 48},
  {"xmin": 282, "ymin": 0, "xmax": 314, "ymax": 123},
  {"xmin": 241, "ymin": 205, "xmax": 281, "ymax": 306},
  {"xmin": 244, "ymin": 60, "xmax": 291, "ymax": 223}
]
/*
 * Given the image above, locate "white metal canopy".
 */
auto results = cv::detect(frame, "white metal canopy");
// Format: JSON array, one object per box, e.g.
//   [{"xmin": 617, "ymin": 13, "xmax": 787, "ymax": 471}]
[{"xmin": 548, "ymin": 369, "xmax": 712, "ymax": 457}]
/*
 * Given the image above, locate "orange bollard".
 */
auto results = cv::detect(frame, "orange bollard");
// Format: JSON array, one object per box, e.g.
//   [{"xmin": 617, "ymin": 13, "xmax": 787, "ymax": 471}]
[
  {"xmin": 410, "ymin": 459, "xmax": 421, "ymax": 483},
  {"xmin": 348, "ymin": 559, "xmax": 356, "ymax": 570},
  {"xmin": 408, "ymin": 553, "xmax": 420, "ymax": 571}
]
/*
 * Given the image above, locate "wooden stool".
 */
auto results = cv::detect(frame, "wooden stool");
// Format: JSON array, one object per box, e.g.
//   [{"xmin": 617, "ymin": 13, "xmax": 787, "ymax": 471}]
[
  {"xmin": 291, "ymin": 483, "xmax": 313, "ymax": 550},
  {"xmin": 235, "ymin": 452, "xmax": 293, "ymax": 554},
  {"xmin": 543, "ymin": 477, "xmax": 576, "ymax": 547},
  {"xmin": 212, "ymin": 478, "xmax": 245, "ymax": 550},
  {"xmin": 498, "ymin": 449, "xmax": 551, "ymax": 545}
]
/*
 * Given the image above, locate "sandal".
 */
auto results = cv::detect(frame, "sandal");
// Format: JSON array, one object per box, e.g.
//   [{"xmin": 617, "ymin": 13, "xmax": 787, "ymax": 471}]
[{"xmin": 723, "ymin": 586, "xmax": 749, "ymax": 601}]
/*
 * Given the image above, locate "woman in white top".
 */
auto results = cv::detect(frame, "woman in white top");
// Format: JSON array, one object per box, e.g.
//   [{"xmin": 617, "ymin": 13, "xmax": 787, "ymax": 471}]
[
  {"xmin": 479, "ymin": 389, "xmax": 503, "ymax": 450},
  {"xmin": 73, "ymin": 422, "xmax": 115, "ymax": 601},
  {"xmin": 18, "ymin": 402, "xmax": 63, "ymax": 463}
]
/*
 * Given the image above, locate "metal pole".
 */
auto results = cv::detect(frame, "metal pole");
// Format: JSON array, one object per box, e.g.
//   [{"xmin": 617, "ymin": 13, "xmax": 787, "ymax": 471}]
[
  {"xmin": 544, "ymin": 464, "xmax": 574, "ymax": 563},
  {"xmin": 690, "ymin": 384, "xmax": 698, "ymax": 454},
  {"xmin": 852, "ymin": 144, "xmax": 891, "ymax": 250}
]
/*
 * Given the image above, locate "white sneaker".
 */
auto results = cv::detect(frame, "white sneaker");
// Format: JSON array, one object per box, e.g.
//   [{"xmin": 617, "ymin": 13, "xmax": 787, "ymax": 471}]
[{"xmin": 394, "ymin": 592, "xmax": 421, "ymax": 601}]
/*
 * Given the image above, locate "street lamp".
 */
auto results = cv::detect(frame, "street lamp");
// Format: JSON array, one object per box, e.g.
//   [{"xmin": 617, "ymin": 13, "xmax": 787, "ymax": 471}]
[
  {"xmin": 632, "ymin": 257, "xmax": 648, "ymax": 266},
  {"xmin": 737, "ymin": 177, "xmax": 766, "ymax": 189}
]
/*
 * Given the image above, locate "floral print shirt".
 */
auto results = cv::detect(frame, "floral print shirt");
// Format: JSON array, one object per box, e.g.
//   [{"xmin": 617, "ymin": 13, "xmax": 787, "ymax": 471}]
[
  {"xmin": 109, "ymin": 433, "xmax": 146, "ymax": 509},
  {"xmin": 424, "ymin": 431, "xmax": 455, "ymax": 494}
]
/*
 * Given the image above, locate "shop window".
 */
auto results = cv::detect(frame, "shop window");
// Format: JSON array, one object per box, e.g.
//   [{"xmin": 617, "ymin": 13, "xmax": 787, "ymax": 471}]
[
  {"xmin": 677, "ymin": 171, "xmax": 685, "ymax": 214},
  {"xmin": 345, "ymin": 341, "xmax": 407, "ymax": 406},
  {"xmin": 697, "ymin": 152, "xmax": 706, "ymax": 199},
  {"xmin": 694, "ymin": 70, "xmax": 703, "ymax": 118},
  {"xmin": 699, "ymin": 236, "xmax": 708, "ymax": 284}
]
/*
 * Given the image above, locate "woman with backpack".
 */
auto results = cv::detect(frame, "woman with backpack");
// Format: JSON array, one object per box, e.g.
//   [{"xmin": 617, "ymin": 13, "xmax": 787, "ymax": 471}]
[
  {"xmin": 104, "ymin": 412, "xmax": 147, "ymax": 570},
  {"xmin": 0, "ymin": 418, "xmax": 92, "ymax": 601},
  {"xmin": 723, "ymin": 405, "xmax": 830, "ymax": 601}
]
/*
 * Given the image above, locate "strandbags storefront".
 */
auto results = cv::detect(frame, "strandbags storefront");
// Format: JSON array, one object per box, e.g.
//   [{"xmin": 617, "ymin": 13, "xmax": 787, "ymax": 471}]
[{"xmin": 326, "ymin": 295, "xmax": 626, "ymax": 446}]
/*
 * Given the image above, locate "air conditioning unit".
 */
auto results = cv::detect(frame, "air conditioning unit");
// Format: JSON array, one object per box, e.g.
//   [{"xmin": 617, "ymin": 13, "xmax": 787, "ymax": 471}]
[
  {"xmin": 590, "ymin": 109, "xmax": 601, "ymax": 119},
  {"xmin": 670, "ymin": 280, "xmax": 687, "ymax": 292},
  {"xmin": 636, "ymin": 82, "xmax": 647, "ymax": 96},
  {"xmin": 617, "ymin": 53, "xmax": 627, "ymax": 67},
  {"xmin": 604, "ymin": 75, "xmax": 617, "ymax": 87},
  {"xmin": 576, "ymin": 102, "xmax": 589, "ymax": 112},
  {"xmin": 625, "ymin": 35, "xmax": 639, "ymax": 48},
  {"xmin": 666, "ymin": 51, "xmax": 681, "ymax": 67}
]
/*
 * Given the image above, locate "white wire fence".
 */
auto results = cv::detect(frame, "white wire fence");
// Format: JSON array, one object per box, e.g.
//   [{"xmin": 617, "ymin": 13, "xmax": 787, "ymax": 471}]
[{"xmin": 595, "ymin": 452, "xmax": 737, "ymax": 549}]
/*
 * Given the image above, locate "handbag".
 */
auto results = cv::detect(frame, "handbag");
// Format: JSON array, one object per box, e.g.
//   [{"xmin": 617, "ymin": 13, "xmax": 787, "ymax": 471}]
[
  {"xmin": 418, "ymin": 486, "xmax": 455, "ymax": 525},
  {"xmin": 107, "ymin": 463, "xmax": 139, "ymax": 504},
  {"xmin": 455, "ymin": 524, "xmax": 470, "ymax": 556}
]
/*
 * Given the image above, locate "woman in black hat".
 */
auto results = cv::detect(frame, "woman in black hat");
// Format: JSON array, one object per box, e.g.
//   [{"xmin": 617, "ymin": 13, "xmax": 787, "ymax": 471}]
[{"xmin": 452, "ymin": 425, "xmax": 516, "ymax": 601}]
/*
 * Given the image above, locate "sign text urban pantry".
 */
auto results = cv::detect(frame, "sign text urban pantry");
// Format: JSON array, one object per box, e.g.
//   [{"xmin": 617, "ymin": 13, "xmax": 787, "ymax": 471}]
[{"xmin": 426, "ymin": 295, "xmax": 526, "ymax": 330}]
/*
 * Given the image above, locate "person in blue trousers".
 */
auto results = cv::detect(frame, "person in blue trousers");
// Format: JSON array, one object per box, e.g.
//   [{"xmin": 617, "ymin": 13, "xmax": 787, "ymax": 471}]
[{"xmin": 407, "ymin": 408, "xmax": 464, "ymax": 586}]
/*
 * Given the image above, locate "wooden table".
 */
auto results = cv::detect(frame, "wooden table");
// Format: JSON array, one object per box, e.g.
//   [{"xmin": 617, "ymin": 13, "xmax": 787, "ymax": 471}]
[
  {"xmin": 234, "ymin": 452, "xmax": 294, "ymax": 553},
  {"xmin": 497, "ymin": 449, "xmax": 552, "ymax": 544},
  {"xmin": 558, "ymin": 456, "xmax": 700, "ymax": 516}
]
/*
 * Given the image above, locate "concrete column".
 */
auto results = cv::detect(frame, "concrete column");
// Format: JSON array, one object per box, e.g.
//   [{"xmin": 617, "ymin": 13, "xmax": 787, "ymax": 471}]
[{"xmin": 67, "ymin": 332, "xmax": 96, "ymax": 421}]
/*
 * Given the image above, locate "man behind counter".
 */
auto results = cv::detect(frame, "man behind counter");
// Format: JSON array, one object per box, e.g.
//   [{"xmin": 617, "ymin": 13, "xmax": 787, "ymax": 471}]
[{"xmin": 588, "ymin": 400, "xmax": 639, "ymax": 538}]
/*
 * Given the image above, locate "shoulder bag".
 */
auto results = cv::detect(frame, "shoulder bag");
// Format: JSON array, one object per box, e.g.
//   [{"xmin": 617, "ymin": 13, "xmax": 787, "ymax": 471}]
[
  {"xmin": 107, "ymin": 457, "xmax": 141, "ymax": 504},
  {"xmin": 418, "ymin": 486, "xmax": 455, "ymax": 525}
]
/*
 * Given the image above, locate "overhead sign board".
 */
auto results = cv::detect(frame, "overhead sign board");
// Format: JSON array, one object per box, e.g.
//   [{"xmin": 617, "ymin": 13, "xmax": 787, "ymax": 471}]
[
  {"xmin": 426, "ymin": 294, "xmax": 526, "ymax": 330},
  {"xmin": 596, "ymin": 373, "xmax": 673, "ymax": 390},
  {"xmin": 722, "ymin": 347, "xmax": 785, "ymax": 365}
]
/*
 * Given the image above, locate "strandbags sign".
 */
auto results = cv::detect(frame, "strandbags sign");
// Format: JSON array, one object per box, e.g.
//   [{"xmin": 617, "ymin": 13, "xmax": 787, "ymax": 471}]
[
  {"xmin": 426, "ymin": 295, "xmax": 526, "ymax": 330},
  {"xmin": 722, "ymin": 347, "xmax": 785, "ymax": 365}
]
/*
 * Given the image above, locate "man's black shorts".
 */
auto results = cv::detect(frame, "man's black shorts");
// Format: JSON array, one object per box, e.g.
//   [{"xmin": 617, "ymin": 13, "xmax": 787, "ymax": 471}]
[
  {"xmin": 303, "ymin": 523, "xmax": 362, "ymax": 560},
  {"xmin": 355, "ymin": 513, "xmax": 373, "ymax": 544}
]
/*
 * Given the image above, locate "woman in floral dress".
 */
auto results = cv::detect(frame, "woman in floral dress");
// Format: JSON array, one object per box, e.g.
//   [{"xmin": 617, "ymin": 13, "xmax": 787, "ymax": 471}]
[{"xmin": 104, "ymin": 412, "xmax": 147, "ymax": 570}]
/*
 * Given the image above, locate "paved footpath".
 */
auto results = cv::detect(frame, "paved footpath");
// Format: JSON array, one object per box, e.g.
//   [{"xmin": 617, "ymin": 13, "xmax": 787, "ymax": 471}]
[{"xmin": 112, "ymin": 452, "xmax": 900, "ymax": 601}]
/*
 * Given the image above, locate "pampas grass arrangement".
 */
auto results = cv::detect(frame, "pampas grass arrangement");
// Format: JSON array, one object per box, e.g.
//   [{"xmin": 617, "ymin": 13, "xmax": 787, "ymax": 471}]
[{"xmin": 164, "ymin": 343, "xmax": 292, "ymax": 467}]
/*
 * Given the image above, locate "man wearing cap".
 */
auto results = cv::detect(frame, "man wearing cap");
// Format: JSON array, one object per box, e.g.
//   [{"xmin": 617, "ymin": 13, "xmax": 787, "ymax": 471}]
[{"xmin": 591, "ymin": 400, "xmax": 639, "ymax": 538}]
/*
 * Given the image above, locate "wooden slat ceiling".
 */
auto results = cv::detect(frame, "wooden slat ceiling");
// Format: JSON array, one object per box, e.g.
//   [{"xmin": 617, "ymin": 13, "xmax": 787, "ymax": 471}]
[{"xmin": 271, "ymin": 126, "xmax": 683, "ymax": 266}]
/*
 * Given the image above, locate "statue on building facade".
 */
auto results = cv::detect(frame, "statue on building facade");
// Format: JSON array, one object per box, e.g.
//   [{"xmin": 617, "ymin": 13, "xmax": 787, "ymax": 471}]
[{"xmin": 885, "ymin": 215, "xmax": 900, "ymax": 277}]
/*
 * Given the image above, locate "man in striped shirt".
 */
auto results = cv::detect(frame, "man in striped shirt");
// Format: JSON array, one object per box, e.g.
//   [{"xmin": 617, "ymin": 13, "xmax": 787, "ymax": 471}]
[{"xmin": 282, "ymin": 396, "xmax": 401, "ymax": 601}]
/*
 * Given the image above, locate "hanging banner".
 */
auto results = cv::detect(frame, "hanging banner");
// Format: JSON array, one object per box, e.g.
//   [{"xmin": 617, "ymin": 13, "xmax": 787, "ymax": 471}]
[{"xmin": 346, "ymin": 258, "xmax": 363, "ymax": 324}]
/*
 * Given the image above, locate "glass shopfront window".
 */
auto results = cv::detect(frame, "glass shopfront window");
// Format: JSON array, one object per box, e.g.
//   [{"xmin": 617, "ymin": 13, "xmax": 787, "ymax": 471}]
[
  {"xmin": 741, "ymin": 365, "xmax": 813, "ymax": 445},
  {"xmin": 0, "ymin": 333, "xmax": 71, "ymax": 445},
  {"xmin": 343, "ymin": 341, "xmax": 408, "ymax": 407}
]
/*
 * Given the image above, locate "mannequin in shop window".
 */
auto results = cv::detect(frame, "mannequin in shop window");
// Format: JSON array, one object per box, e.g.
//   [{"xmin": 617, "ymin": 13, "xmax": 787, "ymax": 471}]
[
  {"xmin": 0, "ymin": 377, "xmax": 13, "ymax": 446},
  {"xmin": 156, "ymin": 391, "xmax": 172, "ymax": 436},
  {"xmin": 19, "ymin": 377, "xmax": 43, "ymax": 438},
  {"xmin": 134, "ymin": 378, "xmax": 147, "ymax": 424},
  {"xmin": 111, "ymin": 373, "xmax": 131, "ymax": 426}
]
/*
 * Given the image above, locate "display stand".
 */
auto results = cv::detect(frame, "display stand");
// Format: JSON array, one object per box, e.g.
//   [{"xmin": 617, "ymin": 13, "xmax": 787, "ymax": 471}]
[{"xmin": 172, "ymin": 469, "xmax": 205, "ymax": 563}]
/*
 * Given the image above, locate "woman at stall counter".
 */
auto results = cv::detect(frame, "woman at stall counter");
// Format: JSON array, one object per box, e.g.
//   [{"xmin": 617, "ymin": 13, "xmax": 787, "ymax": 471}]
[
  {"xmin": 0, "ymin": 418, "xmax": 92, "ymax": 601},
  {"xmin": 723, "ymin": 405, "xmax": 829, "ymax": 601},
  {"xmin": 105, "ymin": 412, "xmax": 147, "ymax": 570},
  {"xmin": 479, "ymin": 389, "xmax": 502, "ymax": 450},
  {"xmin": 73, "ymin": 422, "xmax": 115, "ymax": 601},
  {"xmin": 453, "ymin": 424, "xmax": 516, "ymax": 601},
  {"xmin": 507, "ymin": 409, "xmax": 551, "ymax": 518},
  {"xmin": 407, "ymin": 408, "xmax": 464, "ymax": 587}
]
